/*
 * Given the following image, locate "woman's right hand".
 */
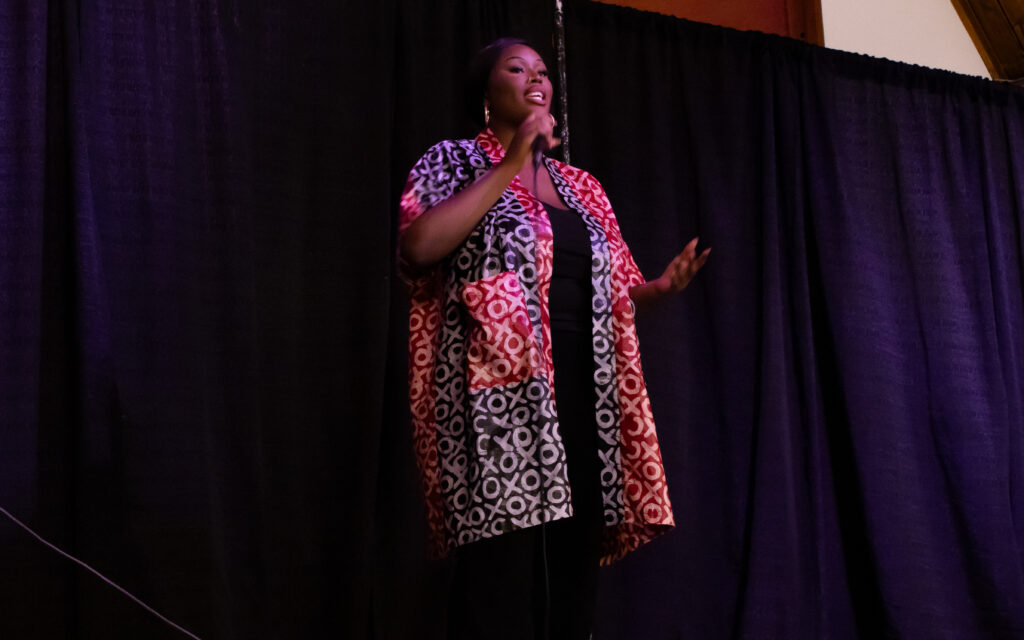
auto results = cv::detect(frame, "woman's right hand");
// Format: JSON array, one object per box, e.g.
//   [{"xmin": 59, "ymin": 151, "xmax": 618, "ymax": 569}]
[
  {"xmin": 400, "ymin": 115, "xmax": 560, "ymax": 270},
  {"xmin": 504, "ymin": 111, "xmax": 561, "ymax": 168}
]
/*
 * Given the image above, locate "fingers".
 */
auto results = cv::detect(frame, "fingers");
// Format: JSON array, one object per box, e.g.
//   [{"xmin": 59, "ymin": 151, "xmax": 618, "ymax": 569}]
[
  {"xmin": 528, "ymin": 111, "xmax": 561, "ymax": 153},
  {"xmin": 525, "ymin": 110, "xmax": 554, "ymax": 134},
  {"xmin": 672, "ymin": 239, "xmax": 699, "ymax": 270},
  {"xmin": 506, "ymin": 113, "xmax": 549, "ymax": 165},
  {"xmin": 535, "ymin": 112, "xmax": 558, "ymax": 149},
  {"xmin": 522, "ymin": 112, "xmax": 555, "ymax": 143},
  {"xmin": 663, "ymin": 237, "xmax": 710, "ymax": 292},
  {"xmin": 685, "ymin": 244, "xmax": 710, "ymax": 277},
  {"xmin": 547, "ymin": 114, "xmax": 560, "ymax": 146},
  {"xmin": 696, "ymin": 247, "xmax": 711, "ymax": 269}
]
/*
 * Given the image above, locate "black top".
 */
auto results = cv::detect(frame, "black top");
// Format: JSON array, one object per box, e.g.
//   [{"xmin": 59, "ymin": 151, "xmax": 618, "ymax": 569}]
[{"xmin": 544, "ymin": 202, "xmax": 593, "ymax": 333}]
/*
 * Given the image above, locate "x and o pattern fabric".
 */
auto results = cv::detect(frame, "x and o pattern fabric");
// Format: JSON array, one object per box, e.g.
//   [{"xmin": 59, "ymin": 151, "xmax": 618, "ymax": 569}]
[{"xmin": 399, "ymin": 129, "xmax": 673, "ymax": 564}]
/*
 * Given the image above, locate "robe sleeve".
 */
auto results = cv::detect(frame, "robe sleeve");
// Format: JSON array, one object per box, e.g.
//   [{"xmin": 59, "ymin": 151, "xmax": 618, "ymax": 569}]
[
  {"xmin": 397, "ymin": 140, "xmax": 474, "ymax": 283},
  {"xmin": 577, "ymin": 169, "xmax": 647, "ymax": 290},
  {"xmin": 397, "ymin": 140, "xmax": 468, "ymax": 556}
]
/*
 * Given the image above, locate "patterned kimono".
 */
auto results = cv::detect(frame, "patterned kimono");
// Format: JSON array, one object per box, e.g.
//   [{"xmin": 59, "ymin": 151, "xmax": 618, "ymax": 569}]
[{"xmin": 399, "ymin": 129, "xmax": 673, "ymax": 565}]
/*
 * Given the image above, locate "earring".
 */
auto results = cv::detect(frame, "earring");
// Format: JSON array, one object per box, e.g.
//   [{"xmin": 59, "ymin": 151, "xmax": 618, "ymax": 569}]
[{"xmin": 484, "ymin": 103, "xmax": 491, "ymax": 126}]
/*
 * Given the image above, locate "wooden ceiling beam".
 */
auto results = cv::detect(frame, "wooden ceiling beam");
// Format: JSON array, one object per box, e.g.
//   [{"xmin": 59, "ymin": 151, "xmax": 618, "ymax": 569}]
[
  {"xmin": 590, "ymin": 0, "xmax": 823, "ymax": 45},
  {"xmin": 951, "ymin": 0, "xmax": 1024, "ymax": 82},
  {"xmin": 787, "ymin": 0, "xmax": 824, "ymax": 46}
]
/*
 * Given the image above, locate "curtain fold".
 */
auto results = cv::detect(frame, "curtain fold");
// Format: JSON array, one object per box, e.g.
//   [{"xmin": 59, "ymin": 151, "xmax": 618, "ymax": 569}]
[
  {"xmin": 3, "ymin": 0, "xmax": 402, "ymax": 637},
  {"xmin": 3, "ymin": 0, "xmax": 1024, "ymax": 638},
  {"xmin": 2, "ymin": 1, "xmax": 555, "ymax": 638},
  {"xmin": 564, "ymin": 2, "xmax": 1024, "ymax": 638}
]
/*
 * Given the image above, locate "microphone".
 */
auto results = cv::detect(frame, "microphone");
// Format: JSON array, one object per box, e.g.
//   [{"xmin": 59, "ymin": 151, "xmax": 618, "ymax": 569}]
[{"xmin": 532, "ymin": 135, "xmax": 546, "ymax": 171}]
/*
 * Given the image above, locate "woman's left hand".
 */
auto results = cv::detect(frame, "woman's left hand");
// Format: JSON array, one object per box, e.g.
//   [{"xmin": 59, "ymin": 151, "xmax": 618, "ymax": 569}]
[
  {"xmin": 629, "ymin": 236, "xmax": 710, "ymax": 313},
  {"xmin": 653, "ymin": 236, "xmax": 710, "ymax": 295}
]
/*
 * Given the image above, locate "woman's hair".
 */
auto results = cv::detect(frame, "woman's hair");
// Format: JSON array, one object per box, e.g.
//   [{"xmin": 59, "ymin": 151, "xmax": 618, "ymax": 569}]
[{"xmin": 465, "ymin": 37, "xmax": 533, "ymax": 127}]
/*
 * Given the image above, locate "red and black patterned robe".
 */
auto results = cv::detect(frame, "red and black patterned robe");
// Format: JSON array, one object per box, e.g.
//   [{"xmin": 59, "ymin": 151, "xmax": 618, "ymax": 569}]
[{"xmin": 399, "ymin": 129, "xmax": 673, "ymax": 565}]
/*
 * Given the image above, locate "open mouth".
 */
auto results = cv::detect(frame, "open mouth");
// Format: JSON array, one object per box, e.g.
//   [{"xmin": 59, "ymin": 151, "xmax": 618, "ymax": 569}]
[{"xmin": 526, "ymin": 91, "xmax": 545, "ymax": 104}]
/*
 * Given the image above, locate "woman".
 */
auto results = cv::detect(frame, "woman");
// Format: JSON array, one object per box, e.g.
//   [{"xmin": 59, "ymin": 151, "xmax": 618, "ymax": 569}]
[{"xmin": 399, "ymin": 38, "xmax": 709, "ymax": 640}]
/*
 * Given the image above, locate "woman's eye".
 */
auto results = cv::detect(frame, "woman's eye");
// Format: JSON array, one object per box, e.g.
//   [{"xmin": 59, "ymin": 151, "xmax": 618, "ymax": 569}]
[
  {"xmin": 510, "ymin": 66, "xmax": 523, "ymax": 73},
  {"xmin": 539, "ymin": 70, "xmax": 549, "ymax": 76}
]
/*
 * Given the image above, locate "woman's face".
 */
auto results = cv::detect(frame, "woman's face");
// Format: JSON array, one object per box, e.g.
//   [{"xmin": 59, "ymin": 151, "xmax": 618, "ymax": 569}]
[{"xmin": 485, "ymin": 45, "xmax": 552, "ymax": 126}]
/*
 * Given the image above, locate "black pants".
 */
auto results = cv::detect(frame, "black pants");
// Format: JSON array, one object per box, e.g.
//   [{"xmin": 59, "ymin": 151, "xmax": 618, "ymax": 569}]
[{"xmin": 447, "ymin": 329, "xmax": 603, "ymax": 640}]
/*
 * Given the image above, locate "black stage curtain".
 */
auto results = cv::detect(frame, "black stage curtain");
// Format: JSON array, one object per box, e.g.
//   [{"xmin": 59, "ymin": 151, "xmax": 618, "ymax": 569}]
[
  {"xmin": 564, "ymin": 2, "xmax": 1024, "ymax": 639},
  {"xmin": 3, "ymin": 1, "xmax": 1024, "ymax": 639},
  {"xmin": 0, "ymin": 1, "xmax": 549, "ymax": 638}
]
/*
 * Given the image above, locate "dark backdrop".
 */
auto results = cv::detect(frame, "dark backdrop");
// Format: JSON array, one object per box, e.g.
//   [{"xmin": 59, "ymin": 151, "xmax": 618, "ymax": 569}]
[
  {"xmin": 3, "ymin": 1, "xmax": 1024, "ymax": 639},
  {"xmin": 564, "ymin": 3, "xmax": 1024, "ymax": 638}
]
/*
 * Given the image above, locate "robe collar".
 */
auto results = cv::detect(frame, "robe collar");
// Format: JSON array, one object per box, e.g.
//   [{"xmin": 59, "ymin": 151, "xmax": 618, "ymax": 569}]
[{"xmin": 475, "ymin": 127, "xmax": 507, "ymax": 165}]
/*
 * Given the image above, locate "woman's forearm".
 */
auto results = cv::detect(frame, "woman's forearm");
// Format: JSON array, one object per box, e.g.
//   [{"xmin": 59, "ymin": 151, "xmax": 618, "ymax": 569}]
[
  {"xmin": 629, "ymin": 277, "xmax": 670, "ymax": 314},
  {"xmin": 399, "ymin": 160, "xmax": 520, "ymax": 270}
]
